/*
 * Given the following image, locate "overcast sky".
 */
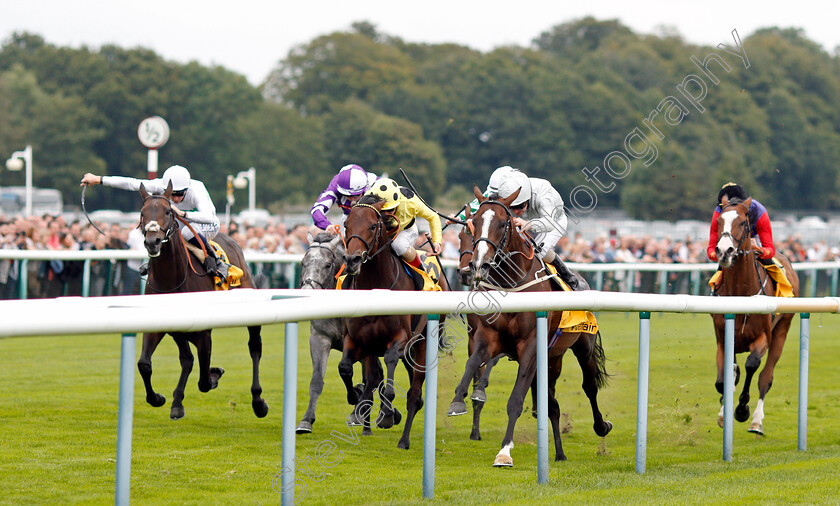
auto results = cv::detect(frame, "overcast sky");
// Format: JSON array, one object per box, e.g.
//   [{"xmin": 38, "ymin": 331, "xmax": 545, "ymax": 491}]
[{"xmin": 2, "ymin": 0, "xmax": 837, "ymax": 86}]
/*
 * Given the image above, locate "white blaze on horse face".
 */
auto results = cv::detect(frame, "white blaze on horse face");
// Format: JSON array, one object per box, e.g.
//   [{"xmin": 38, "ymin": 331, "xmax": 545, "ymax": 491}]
[
  {"xmin": 716, "ymin": 210, "xmax": 738, "ymax": 253},
  {"xmin": 144, "ymin": 221, "xmax": 161, "ymax": 233},
  {"xmin": 474, "ymin": 209, "xmax": 495, "ymax": 269}
]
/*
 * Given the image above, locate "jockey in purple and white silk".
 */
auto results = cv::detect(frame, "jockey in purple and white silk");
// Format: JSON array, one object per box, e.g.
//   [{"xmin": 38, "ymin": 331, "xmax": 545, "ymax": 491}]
[{"xmin": 311, "ymin": 164, "xmax": 378, "ymax": 231}]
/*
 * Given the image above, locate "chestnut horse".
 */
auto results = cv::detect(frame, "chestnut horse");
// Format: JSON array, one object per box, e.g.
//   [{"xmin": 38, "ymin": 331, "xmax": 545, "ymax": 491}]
[
  {"xmin": 449, "ymin": 187, "xmax": 611, "ymax": 466},
  {"xmin": 711, "ymin": 195, "xmax": 800, "ymax": 434},
  {"xmin": 137, "ymin": 183, "xmax": 268, "ymax": 420},
  {"xmin": 338, "ymin": 195, "xmax": 449, "ymax": 449}
]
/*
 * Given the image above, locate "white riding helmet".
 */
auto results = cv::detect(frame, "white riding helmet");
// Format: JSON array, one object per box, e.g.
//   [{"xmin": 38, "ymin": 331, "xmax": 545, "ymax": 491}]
[
  {"xmin": 486, "ymin": 165, "xmax": 516, "ymax": 195},
  {"xmin": 496, "ymin": 170, "xmax": 531, "ymax": 207},
  {"xmin": 162, "ymin": 165, "xmax": 191, "ymax": 193}
]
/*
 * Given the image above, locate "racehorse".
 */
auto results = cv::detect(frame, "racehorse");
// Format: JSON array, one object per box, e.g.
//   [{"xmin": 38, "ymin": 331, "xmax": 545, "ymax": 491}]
[
  {"xmin": 711, "ymin": 195, "xmax": 800, "ymax": 434},
  {"xmin": 137, "ymin": 182, "xmax": 268, "ymax": 420},
  {"xmin": 296, "ymin": 232, "xmax": 389, "ymax": 433},
  {"xmin": 338, "ymin": 195, "xmax": 449, "ymax": 449},
  {"xmin": 449, "ymin": 187, "xmax": 611, "ymax": 466}
]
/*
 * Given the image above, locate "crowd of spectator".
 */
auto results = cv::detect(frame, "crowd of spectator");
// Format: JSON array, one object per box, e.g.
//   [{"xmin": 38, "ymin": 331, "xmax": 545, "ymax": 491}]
[{"xmin": 2, "ymin": 213, "xmax": 839, "ymax": 299}]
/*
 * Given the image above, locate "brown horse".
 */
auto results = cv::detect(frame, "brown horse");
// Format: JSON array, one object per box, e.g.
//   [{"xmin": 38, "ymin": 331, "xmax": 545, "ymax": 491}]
[
  {"xmin": 711, "ymin": 195, "xmax": 800, "ymax": 434},
  {"xmin": 137, "ymin": 182, "xmax": 268, "ymax": 420},
  {"xmin": 338, "ymin": 194, "xmax": 449, "ymax": 449},
  {"xmin": 449, "ymin": 187, "xmax": 611, "ymax": 466}
]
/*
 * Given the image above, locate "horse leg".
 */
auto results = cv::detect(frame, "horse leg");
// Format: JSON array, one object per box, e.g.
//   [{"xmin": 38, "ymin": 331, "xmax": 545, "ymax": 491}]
[
  {"xmin": 297, "ymin": 331, "xmax": 331, "ymax": 433},
  {"xmin": 449, "ymin": 325, "xmax": 496, "ymax": 416},
  {"xmin": 338, "ymin": 338, "xmax": 360, "ymax": 405},
  {"xmin": 750, "ymin": 316, "xmax": 793, "ymax": 435},
  {"xmin": 138, "ymin": 332, "xmax": 166, "ymax": 408},
  {"xmin": 547, "ymin": 371, "xmax": 566, "ymax": 462},
  {"xmin": 397, "ymin": 343, "xmax": 426, "ymax": 450},
  {"xmin": 471, "ymin": 354, "xmax": 501, "ymax": 403},
  {"xmin": 194, "ymin": 331, "xmax": 221, "ymax": 393},
  {"xmin": 170, "ymin": 337, "xmax": 194, "ymax": 420},
  {"xmin": 377, "ymin": 343, "xmax": 402, "ymax": 429},
  {"xmin": 571, "ymin": 333, "xmax": 613, "ymax": 437},
  {"xmin": 493, "ymin": 341, "xmax": 537, "ymax": 467},
  {"xmin": 357, "ymin": 363, "xmax": 381, "ymax": 436},
  {"xmin": 248, "ymin": 325, "xmax": 269, "ymax": 418},
  {"xmin": 735, "ymin": 349, "xmax": 762, "ymax": 423}
]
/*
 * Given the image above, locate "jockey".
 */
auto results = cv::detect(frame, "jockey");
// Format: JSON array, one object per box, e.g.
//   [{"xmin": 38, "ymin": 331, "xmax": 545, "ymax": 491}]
[
  {"xmin": 707, "ymin": 182, "xmax": 792, "ymax": 295},
  {"xmin": 80, "ymin": 165, "xmax": 227, "ymax": 282},
  {"xmin": 492, "ymin": 168, "xmax": 583, "ymax": 291},
  {"xmin": 311, "ymin": 164, "xmax": 378, "ymax": 234},
  {"xmin": 364, "ymin": 177, "xmax": 442, "ymax": 274}
]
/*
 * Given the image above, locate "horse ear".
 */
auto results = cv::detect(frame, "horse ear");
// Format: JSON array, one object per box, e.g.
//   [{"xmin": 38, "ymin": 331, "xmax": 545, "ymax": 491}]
[
  {"xmin": 139, "ymin": 183, "xmax": 149, "ymax": 200},
  {"xmin": 499, "ymin": 188, "xmax": 521, "ymax": 207},
  {"xmin": 720, "ymin": 195, "xmax": 729, "ymax": 207},
  {"xmin": 742, "ymin": 197, "xmax": 752, "ymax": 209},
  {"xmin": 473, "ymin": 185, "xmax": 486, "ymax": 203},
  {"xmin": 307, "ymin": 232, "xmax": 314, "ymax": 244},
  {"xmin": 164, "ymin": 180, "xmax": 173, "ymax": 200},
  {"xmin": 464, "ymin": 205, "xmax": 472, "ymax": 219}
]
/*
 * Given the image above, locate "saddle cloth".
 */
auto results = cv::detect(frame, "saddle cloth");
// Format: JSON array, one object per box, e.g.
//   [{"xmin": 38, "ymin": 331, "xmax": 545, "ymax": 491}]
[
  {"xmin": 335, "ymin": 253, "xmax": 444, "ymax": 291},
  {"xmin": 544, "ymin": 263, "xmax": 599, "ymax": 335},
  {"xmin": 708, "ymin": 257, "xmax": 793, "ymax": 298},
  {"xmin": 209, "ymin": 241, "xmax": 243, "ymax": 291}
]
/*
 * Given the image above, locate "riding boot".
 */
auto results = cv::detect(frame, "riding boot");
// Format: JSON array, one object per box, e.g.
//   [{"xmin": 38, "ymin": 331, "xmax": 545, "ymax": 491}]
[
  {"xmin": 190, "ymin": 236, "xmax": 228, "ymax": 285},
  {"xmin": 549, "ymin": 255, "xmax": 582, "ymax": 291}
]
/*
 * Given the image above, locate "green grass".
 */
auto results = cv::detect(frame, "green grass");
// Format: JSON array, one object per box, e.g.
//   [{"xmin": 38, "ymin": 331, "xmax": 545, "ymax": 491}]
[{"xmin": 2, "ymin": 312, "xmax": 840, "ymax": 505}]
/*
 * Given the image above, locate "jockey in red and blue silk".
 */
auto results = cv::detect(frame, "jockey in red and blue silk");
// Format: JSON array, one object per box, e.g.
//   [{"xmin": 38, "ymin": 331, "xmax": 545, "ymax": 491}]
[
  {"xmin": 311, "ymin": 164, "xmax": 378, "ymax": 234},
  {"xmin": 706, "ymin": 183, "xmax": 775, "ymax": 262}
]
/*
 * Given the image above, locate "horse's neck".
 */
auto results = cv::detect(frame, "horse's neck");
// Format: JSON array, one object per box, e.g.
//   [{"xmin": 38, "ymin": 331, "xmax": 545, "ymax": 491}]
[
  {"xmin": 720, "ymin": 254, "xmax": 761, "ymax": 296},
  {"xmin": 150, "ymin": 235, "xmax": 188, "ymax": 290},
  {"xmin": 355, "ymin": 249, "xmax": 403, "ymax": 290},
  {"xmin": 490, "ymin": 234, "xmax": 539, "ymax": 288}
]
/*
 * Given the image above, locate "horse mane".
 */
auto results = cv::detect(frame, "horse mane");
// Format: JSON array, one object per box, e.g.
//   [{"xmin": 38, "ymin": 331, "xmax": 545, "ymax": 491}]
[
  {"xmin": 357, "ymin": 193, "xmax": 384, "ymax": 206},
  {"xmin": 311, "ymin": 232, "xmax": 335, "ymax": 244}
]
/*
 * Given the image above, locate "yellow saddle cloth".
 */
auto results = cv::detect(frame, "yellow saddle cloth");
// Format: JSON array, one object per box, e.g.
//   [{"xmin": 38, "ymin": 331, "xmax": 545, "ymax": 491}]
[
  {"xmin": 708, "ymin": 257, "xmax": 793, "ymax": 298},
  {"xmin": 545, "ymin": 263, "xmax": 599, "ymax": 334},
  {"xmin": 335, "ymin": 254, "xmax": 443, "ymax": 291},
  {"xmin": 209, "ymin": 241, "xmax": 243, "ymax": 291}
]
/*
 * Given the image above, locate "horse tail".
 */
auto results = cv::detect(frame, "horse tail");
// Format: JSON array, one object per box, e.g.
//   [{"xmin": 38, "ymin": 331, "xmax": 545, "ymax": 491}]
[{"xmin": 590, "ymin": 330, "xmax": 610, "ymax": 391}]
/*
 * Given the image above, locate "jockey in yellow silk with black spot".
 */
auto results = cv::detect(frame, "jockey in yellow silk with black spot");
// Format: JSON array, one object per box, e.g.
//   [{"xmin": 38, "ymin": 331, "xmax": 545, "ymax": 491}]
[{"xmin": 364, "ymin": 178, "xmax": 442, "ymax": 274}]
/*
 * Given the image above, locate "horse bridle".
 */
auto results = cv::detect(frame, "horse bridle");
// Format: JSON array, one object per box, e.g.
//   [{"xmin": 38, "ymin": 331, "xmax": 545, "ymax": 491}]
[
  {"xmin": 345, "ymin": 203, "xmax": 393, "ymax": 263},
  {"xmin": 140, "ymin": 195, "xmax": 179, "ymax": 244},
  {"xmin": 719, "ymin": 201, "xmax": 752, "ymax": 258},
  {"xmin": 472, "ymin": 200, "xmax": 514, "ymax": 267},
  {"xmin": 300, "ymin": 243, "xmax": 340, "ymax": 289}
]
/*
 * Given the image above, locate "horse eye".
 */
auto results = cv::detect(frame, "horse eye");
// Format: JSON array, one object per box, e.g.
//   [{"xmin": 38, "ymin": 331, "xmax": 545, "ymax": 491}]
[{"xmin": 369, "ymin": 224, "xmax": 377, "ymax": 231}]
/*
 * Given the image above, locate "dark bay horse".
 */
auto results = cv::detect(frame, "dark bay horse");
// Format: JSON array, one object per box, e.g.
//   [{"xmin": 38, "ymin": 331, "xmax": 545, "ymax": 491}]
[
  {"xmin": 338, "ymin": 195, "xmax": 449, "ymax": 449},
  {"xmin": 296, "ymin": 232, "xmax": 387, "ymax": 433},
  {"xmin": 137, "ymin": 183, "xmax": 268, "ymax": 420},
  {"xmin": 711, "ymin": 195, "xmax": 800, "ymax": 435},
  {"xmin": 449, "ymin": 187, "xmax": 611, "ymax": 466}
]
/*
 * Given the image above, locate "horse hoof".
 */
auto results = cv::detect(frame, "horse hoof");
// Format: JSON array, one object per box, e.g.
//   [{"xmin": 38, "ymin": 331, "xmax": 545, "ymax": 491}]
[
  {"xmin": 209, "ymin": 367, "xmax": 225, "ymax": 390},
  {"xmin": 748, "ymin": 423, "xmax": 764, "ymax": 435},
  {"xmin": 493, "ymin": 454, "xmax": 513, "ymax": 467},
  {"xmin": 734, "ymin": 404, "xmax": 750, "ymax": 423},
  {"xmin": 717, "ymin": 415, "xmax": 724, "ymax": 428},
  {"xmin": 362, "ymin": 427, "xmax": 373, "ymax": 436},
  {"xmin": 447, "ymin": 401, "xmax": 467, "ymax": 416},
  {"xmin": 393, "ymin": 409, "xmax": 402, "ymax": 426},
  {"xmin": 347, "ymin": 412, "xmax": 364, "ymax": 426},
  {"xmin": 252, "ymin": 399, "xmax": 269, "ymax": 418},
  {"xmin": 470, "ymin": 389, "xmax": 487, "ymax": 403},
  {"xmin": 295, "ymin": 421, "xmax": 313, "ymax": 434},
  {"xmin": 397, "ymin": 438, "xmax": 410, "ymax": 450},
  {"xmin": 148, "ymin": 393, "xmax": 166, "ymax": 408},
  {"xmin": 595, "ymin": 420, "xmax": 613, "ymax": 437},
  {"xmin": 470, "ymin": 430, "xmax": 481, "ymax": 441},
  {"xmin": 377, "ymin": 413, "xmax": 395, "ymax": 429},
  {"xmin": 170, "ymin": 406, "xmax": 185, "ymax": 420}
]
